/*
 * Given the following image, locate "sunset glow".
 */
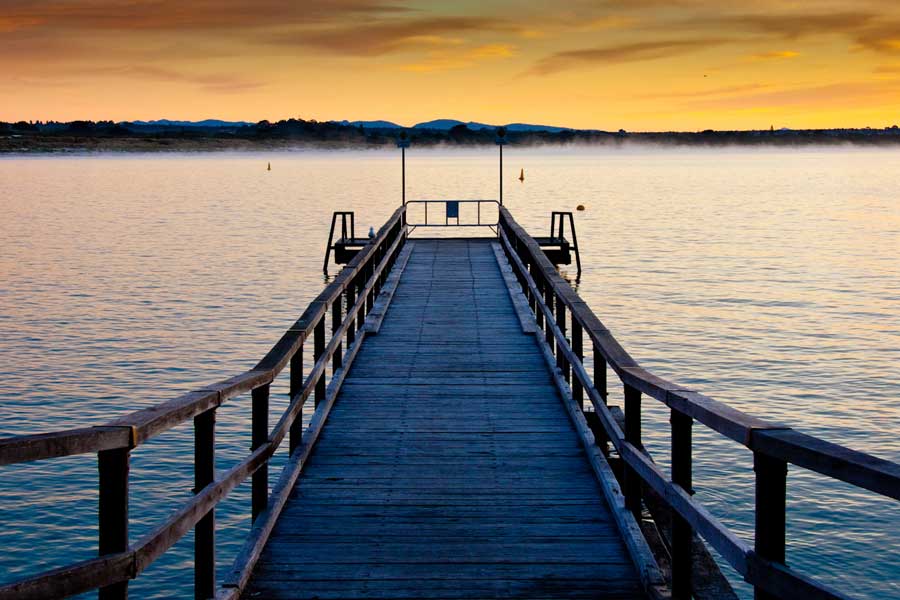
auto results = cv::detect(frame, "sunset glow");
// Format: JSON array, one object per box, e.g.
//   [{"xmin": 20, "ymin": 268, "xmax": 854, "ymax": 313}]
[{"xmin": 4, "ymin": 0, "xmax": 900, "ymax": 130}]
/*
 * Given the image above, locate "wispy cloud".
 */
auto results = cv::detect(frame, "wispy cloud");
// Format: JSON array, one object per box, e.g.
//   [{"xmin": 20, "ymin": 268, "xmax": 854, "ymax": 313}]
[
  {"xmin": 705, "ymin": 12, "xmax": 878, "ymax": 40},
  {"xmin": 531, "ymin": 38, "xmax": 729, "ymax": 75},
  {"xmin": 854, "ymin": 22, "xmax": 900, "ymax": 52},
  {"xmin": 0, "ymin": 0, "xmax": 412, "ymax": 31},
  {"xmin": 271, "ymin": 16, "xmax": 507, "ymax": 56},
  {"xmin": 682, "ymin": 80, "xmax": 900, "ymax": 110},
  {"xmin": 749, "ymin": 50, "xmax": 800, "ymax": 61},
  {"xmin": 639, "ymin": 83, "xmax": 772, "ymax": 100},
  {"xmin": 400, "ymin": 43, "xmax": 516, "ymax": 72},
  {"xmin": 64, "ymin": 65, "xmax": 265, "ymax": 93}
]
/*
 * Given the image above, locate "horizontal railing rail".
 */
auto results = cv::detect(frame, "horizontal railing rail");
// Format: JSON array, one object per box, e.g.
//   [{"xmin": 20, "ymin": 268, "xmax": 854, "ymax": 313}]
[
  {"xmin": 0, "ymin": 205, "xmax": 408, "ymax": 600},
  {"xmin": 497, "ymin": 206, "xmax": 899, "ymax": 600},
  {"xmin": 405, "ymin": 199, "xmax": 499, "ymax": 229},
  {"xmin": 3, "ymin": 203, "xmax": 897, "ymax": 600}
]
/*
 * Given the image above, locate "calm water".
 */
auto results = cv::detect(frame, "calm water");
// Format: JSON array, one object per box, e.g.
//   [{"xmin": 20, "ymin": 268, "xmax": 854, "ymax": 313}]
[{"xmin": 0, "ymin": 147, "xmax": 898, "ymax": 599}]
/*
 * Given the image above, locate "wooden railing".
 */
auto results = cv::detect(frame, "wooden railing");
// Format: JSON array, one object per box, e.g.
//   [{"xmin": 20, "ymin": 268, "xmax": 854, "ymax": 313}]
[
  {"xmin": 497, "ymin": 207, "xmax": 899, "ymax": 600},
  {"xmin": 0, "ymin": 206, "xmax": 407, "ymax": 600}
]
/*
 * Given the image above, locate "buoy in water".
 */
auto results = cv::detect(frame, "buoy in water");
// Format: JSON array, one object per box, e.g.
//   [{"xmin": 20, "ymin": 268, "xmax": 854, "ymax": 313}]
[
  {"xmin": 519, "ymin": 168, "xmax": 525, "ymax": 182},
  {"xmin": 576, "ymin": 204, "xmax": 585, "ymax": 211},
  {"xmin": 267, "ymin": 162, "xmax": 271, "ymax": 171}
]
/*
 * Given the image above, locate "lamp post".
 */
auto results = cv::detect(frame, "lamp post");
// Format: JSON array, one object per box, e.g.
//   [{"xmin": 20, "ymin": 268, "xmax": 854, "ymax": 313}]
[
  {"xmin": 495, "ymin": 127, "xmax": 507, "ymax": 206},
  {"xmin": 397, "ymin": 130, "xmax": 410, "ymax": 206}
]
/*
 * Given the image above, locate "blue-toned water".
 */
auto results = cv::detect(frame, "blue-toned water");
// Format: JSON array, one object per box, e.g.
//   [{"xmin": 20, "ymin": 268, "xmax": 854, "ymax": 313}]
[{"xmin": 0, "ymin": 148, "xmax": 897, "ymax": 598}]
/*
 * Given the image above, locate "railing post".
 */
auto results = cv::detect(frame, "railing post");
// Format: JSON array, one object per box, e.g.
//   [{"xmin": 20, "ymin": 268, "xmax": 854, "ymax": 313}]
[
  {"xmin": 594, "ymin": 349, "xmax": 608, "ymax": 404},
  {"xmin": 623, "ymin": 383, "xmax": 642, "ymax": 517},
  {"xmin": 98, "ymin": 447, "xmax": 129, "ymax": 600},
  {"xmin": 251, "ymin": 384, "xmax": 269, "ymax": 521},
  {"xmin": 314, "ymin": 319, "xmax": 326, "ymax": 407},
  {"xmin": 534, "ymin": 271, "xmax": 545, "ymax": 330},
  {"xmin": 592, "ymin": 347, "xmax": 609, "ymax": 449},
  {"xmin": 332, "ymin": 297, "xmax": 343, "ymax": 372},
  {"xmin": 289, "ymin": 343, "xmax": 303, "ymax": 454},
  {"xmin": 346, "ymin": 286, "xmax": 356, "ymax": 347},
  {"xmin": 671, "ymin": 410, "xmax": 693, "ymax": 599},
  {"xmin": 556, "ymin": 299, "xmax": 568, "ymax": 382},
  {"xmin": 572, "ymin": 321, "xmax": 583, "ymax": 409},
  {"xmin": 754, "ymin": 452, "xmax": 787, "ymax": 600},
  {"xmin": 355, "ymin": 276, "xmax": 366, "ymax": 334},
  {"xmin": 366, "ymin": 262, "xmax": 375, "ymax": 315},
  {"xmin": 543, "ymin": 285, "xmax": 554, "ymax": 348},
  {"xmin": 373, "ymin": 246, "xmax": 382, "ymax": 296},
  {"xmin": 194, "ymin": 409, "xmax": 216, "ymax": 600}
]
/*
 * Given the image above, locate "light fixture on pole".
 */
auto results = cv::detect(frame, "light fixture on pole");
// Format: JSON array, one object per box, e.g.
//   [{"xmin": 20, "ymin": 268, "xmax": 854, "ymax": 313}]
[
  {"xmin": 495, "ymin": 126, "xmax": 507, "ymax": 206},
  {"xmin": 397, "ymin": 130, "xmax": 410, "ymax": 206}
]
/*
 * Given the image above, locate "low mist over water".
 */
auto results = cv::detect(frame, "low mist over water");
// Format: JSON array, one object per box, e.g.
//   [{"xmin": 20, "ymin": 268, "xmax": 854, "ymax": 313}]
[{"xmin": 0, "ymin": 146, "xmax": 898, "ymax": 598}]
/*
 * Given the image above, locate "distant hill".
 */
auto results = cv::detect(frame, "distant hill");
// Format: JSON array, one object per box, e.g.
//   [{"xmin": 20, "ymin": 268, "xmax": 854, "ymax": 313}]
[
  {"xmin": 10, "ymin": 117, "xmax": 900, "ymax": 153},
  {"xmin": 412, "ymin": 119, "xmax": 571, "ymax": 133},
  {"xmin": 128, "ymin": 119, "xmax": 253, "ymax": 128},
  {"xmin": 333, "ymin": 120, "xmax": 403, "ymax": 129},
  {"xmin": 124, "ymin": 118, "xmax": 571, "ymax": 132}
]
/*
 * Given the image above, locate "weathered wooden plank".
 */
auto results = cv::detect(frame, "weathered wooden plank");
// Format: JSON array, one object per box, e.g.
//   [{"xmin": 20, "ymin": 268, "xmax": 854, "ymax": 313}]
[
  {"xmin": 257, "ymin": 541, "xmax": 637, "ymax": 563},
  {"xmin": 752, "ymin": 428, "xmax": 900, "ymax": 501},
  {"xmin": 0, "ymin": 426, "xmax": 131, "ymax": 466},
  {"xmin": 246, "ymin": 578, "xmax": 641, "ymax": 600},
  {"xmin": 251, "ymin": 562, "xmax": 636, "ymax": 580},
  {"xmin": 271, "ymin": 522, "xmax": 616, "ymax": 536},
  {"xmin": 242, "ymin": 239, "xmax": 644, "ymax": 600}
]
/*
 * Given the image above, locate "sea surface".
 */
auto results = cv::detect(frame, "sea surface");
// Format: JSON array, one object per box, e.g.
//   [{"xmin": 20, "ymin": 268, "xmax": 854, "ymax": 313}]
[{"xmin": 0, "ymin": 147, "xmax": 898, "ymax": 599}]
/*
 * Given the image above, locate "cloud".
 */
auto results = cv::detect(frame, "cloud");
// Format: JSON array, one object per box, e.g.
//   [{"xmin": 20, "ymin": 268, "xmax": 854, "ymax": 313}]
[
  {"xmin": 272, "ymin": 16, "xmax": 506, "ymax": 56},
  {"xmin": 0, "ymin": 0, "xmax": 412, "ymax": 32},
  {"xmin": 67, "ymin": 65, "xmax": 265, "ymax": 93},
  {"xmin": 718, "ymin": 12, "xmax": 878, "ymax": 39},
  {"xmin": 578, "ymin": 16, "xmax": 639, "ymax": 31},
  {"xmin": 749, "ymin": 50, "xmax": 800, "ymax": 60},
  {"xmin": 854, "ymin": 22, "xmax": 900, "ymax": 53},
  {"xmin": 531, "ymin": 38, "xmax": 729, "ymax": 75},
  {"xmin": 400, "ymin": 43, "xmax": 516, "ymax": 72},
  {"xmin": 639, "ymin": 83, "xmax": 773, "ymax": 100},
  {"xmin": 682, "ymin": 80, "xmax": 900, "ymax": 110}
]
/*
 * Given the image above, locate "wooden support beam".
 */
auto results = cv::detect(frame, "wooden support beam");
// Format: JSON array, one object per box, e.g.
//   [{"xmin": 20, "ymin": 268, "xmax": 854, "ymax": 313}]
[
  {"xmin": 251, "ymin": 385, "xmax": 269, "ymax": 522},
  {"xmin": 624, "ymin": 383, "xmax": 642, "ymax": 518},
  {"xmin": 543, "ymin": 285, "xmax": 554, "ymax": 349},
  {"xmin": 194, "ymin": 409, "xmax": 215, "ymax": 600},
  {"xmin": 314, "ymin": 320, "xmax": 326, "ymax": 407},
  {"xmin": 556, "ymin": 300, "xmax": 569, "ymax": 382},
  {"xmin": 289, "ymin": 346, "xmax": 303, "ymax": 455},
  {"xmin": 572, "ymin": 321, "xmax": 584, "ymax": 409},
  {"xmin": 671, "ymin": 410, "xmax": 693, "ymax": 599},
  {"xmin": 331, "ymin": 298, "xmax": 343, "ymax": 372},
  {"xmin": 98, "ymin": 448, "xmax": 129, "ymax": 600},
  {"xmin": 346, "ymin": 286, "xmax": 356, "ymax": 346},
  {"xmin": 754, "ymin": 452, "xmax": 787, "ymax": 600}
]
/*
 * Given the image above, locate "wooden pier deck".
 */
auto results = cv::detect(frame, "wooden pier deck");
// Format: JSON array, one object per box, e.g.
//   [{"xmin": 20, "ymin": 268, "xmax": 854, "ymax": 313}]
[
  {"xmin": 244, "ymin": 239, "xmax": 645, "ymax": 599},
  {"xmin": 2, "ymin": 204, "xmax": 898, "ymax": 600}
]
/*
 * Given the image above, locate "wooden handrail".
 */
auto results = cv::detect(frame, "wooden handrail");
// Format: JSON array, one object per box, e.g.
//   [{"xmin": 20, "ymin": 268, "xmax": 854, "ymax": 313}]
[
  {"xmin": 498, "ymin": 207, "xmax": 897, "ymax": 600},
  {"xmin": 2, "ymin": 203, "xmax": 895, "ymax": 600},
  {"xmin": 0, "ymin": 205, "xmax": 407, "ymax": 467},
  {"xmin": 0, "ymin": 205, "xmax": 408, "ymax": 600}
]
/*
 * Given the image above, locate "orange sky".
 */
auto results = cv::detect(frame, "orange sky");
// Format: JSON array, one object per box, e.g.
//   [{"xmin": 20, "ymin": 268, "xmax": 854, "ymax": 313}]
[{"xmin": 3, "ymin": 0, "xmax": 900, "ymax": 130}]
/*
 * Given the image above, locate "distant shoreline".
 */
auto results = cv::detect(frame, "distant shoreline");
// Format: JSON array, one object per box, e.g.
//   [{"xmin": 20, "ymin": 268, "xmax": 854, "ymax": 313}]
[
  {"xmin": 4, "ymin": 118, "xmax": 900, "ymax": 153},
  {"xmin": 7, "ymin": 137, "xmax": 900, "ymax": 154}
]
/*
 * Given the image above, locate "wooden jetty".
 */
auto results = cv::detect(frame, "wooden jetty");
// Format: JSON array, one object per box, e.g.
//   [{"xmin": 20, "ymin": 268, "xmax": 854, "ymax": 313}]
[{"xmin": 0, "ymin": 203, "xmax": 898, "ymax": 600}]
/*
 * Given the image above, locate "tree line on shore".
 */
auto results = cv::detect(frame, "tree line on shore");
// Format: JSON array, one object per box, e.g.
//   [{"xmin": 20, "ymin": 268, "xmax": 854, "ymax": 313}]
[{"xmin": 3, "ymin": 118, "xmax": 900, "ymax": 149}]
